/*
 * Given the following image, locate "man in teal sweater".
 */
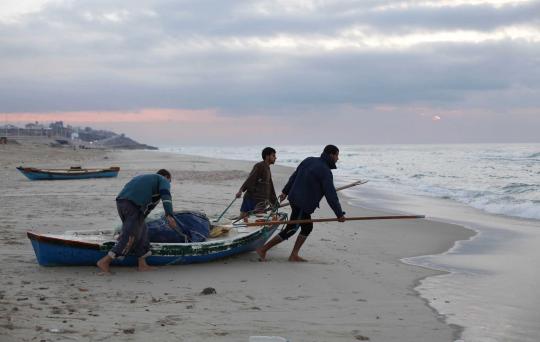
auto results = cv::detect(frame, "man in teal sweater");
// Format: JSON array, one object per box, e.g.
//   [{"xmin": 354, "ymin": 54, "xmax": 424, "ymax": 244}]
[{"xmin": 97, "ymin": 169, "xmax": 177, "ymax": 274}]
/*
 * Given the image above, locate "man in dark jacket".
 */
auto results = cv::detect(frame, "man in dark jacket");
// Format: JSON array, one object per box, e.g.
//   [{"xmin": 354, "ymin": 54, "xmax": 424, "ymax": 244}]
[
  {"xmin": 257, "ymin": 145, "xmax": 346, "ymax": 262},
  {"xmin": 97, "ymin": 169, "xmax": 177, "ymax": 274},
  {"xmin": 236, "ymin": 147, "xmax": 278, "ymax": 222}
]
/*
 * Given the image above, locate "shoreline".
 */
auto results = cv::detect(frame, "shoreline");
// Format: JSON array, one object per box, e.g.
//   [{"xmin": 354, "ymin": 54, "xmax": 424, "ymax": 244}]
[
  {"xmin": 348, "ymin": 178, "xmax": 540, "ymax": 341},
  {"xmin": 327, "ymin": 172, "xmax": 475, "ymax": 342},
  {"xmin": 340, "ymin": 198, "xmax": 473, "ymax": 342},
  {"xmin": 158, "ymin": 148, "xmax": 476, "ymax": 341},
  {"xmin": 1, "ymin": 144, "xmax": 474, "ymax": 341}
]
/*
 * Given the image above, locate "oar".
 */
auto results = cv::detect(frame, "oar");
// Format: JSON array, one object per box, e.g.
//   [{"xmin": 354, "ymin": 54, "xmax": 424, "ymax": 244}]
[
  {"xmin": 239, "ymin": 214, "xmax": 425, "ymax": 227},
  {"xmin": 335, "ymin": 180, "xmax": 368, "ymax": 191},
  {"xmin": 213, "ymin": 197, "xmax": 238, "ymax": 223},
  {"xmin": 277, "ymin": 180, "xmax": 368, "ymax": 209}
]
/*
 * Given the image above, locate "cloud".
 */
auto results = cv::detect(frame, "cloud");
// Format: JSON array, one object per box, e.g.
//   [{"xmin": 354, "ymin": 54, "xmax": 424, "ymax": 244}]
[
  {"xmin": 2, "ymin": 108, "xmax": 219, "ymax": 123},
  {"xmin": 0, "ymin": 0, "xmax": 539, "ymax": 143},
  {"xmin": 0, "ymin": 0, "xmax": 60, "ymax": 24}
]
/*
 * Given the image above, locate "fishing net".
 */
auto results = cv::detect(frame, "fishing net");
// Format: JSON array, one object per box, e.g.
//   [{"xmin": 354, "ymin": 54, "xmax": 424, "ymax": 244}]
[{"xmin": 147, "ymin": 211, "xmax": 211, "ymax": 243}]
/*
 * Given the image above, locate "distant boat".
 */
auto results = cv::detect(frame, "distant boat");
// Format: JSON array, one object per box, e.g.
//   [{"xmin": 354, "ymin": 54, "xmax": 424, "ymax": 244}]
[
  {"xmin": 16, "ymin": 166, "xmax": 120, "ymax": 180},
  {"xmin": 27, "ymin": 212, "xmax": 287, "ymax": 266}
]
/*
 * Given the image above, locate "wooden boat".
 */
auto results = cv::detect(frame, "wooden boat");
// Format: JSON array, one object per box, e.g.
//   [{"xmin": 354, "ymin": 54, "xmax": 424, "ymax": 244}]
[
  {"xmin": 17, "ymin": 166, "xmax": 120, "ymax": 180},
  {"xmin": 26, "ymin": 212, "xmax": 287, "ymax": 266}
]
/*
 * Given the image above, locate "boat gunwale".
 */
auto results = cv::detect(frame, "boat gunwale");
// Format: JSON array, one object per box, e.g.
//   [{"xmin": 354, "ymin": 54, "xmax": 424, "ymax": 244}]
[
  {"xmin": 27, "ymin": 231, "xmax": 101, "ymax": 250},
  {"xmin": 26, "ymin": 212, "xmax": 286, "ymax": 250},
  {"xmin": 17, "ymin": 166, "xmax": 120, "ymax": 175},
  {"xmin": 28, "ymin": 226, "xmax": 268, "ymax": 249}
]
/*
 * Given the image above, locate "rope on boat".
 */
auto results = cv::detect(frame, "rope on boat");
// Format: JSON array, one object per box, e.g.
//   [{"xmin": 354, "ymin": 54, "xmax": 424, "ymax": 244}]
[
  {"xmin": 231, "ymin": 199, "xmax": 275, "ymax": 225},
  {"xmin": 213, "ymin": 197, "xmax": 238, "ymax": 223}
]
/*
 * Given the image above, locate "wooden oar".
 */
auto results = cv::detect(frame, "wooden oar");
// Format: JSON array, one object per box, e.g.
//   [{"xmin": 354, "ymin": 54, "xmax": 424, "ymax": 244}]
[
  {"xmin": 239, "ymin": 214, "xmax": 425, "ymax": 227},
  {"xmin": 335, "ymin": 180, "xmax": 369, "ymax": 191},
  {"xmin": 277, "ymin": 180, "xmax": 368, "ymax": 209}
]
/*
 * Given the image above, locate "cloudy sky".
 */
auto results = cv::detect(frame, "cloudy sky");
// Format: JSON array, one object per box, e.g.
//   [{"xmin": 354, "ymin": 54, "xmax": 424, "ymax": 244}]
[{"xmin": 1, "ymin": 0, "xmax": 539, "ymax": 145}]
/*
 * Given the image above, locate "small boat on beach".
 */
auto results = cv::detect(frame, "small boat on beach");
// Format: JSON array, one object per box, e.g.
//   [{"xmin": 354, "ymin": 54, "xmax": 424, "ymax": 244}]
[
  {"xmin": 27, "ymin": 212, "xmax": 287, "ymax": 266},
  {"xmin": 17, "ymin": 166, "xmax": 120, "ymax": 180}
]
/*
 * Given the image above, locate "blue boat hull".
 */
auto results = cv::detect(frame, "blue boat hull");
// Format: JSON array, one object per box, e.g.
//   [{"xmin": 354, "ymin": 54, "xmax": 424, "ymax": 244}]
[
  {"xmin": 27, "ymin": 216, "xmax": 284, "ymax": 266},
  {"xmin": 17, "ymin": 167, "xmax": 119, "ymax": 180},
  {"xmin": 29, "ymin": 235, "xmax": 270, "ymax": 266}
]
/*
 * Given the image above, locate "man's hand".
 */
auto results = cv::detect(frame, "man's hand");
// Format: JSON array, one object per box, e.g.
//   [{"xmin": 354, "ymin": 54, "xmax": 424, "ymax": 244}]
[
  {"xmin": 337, "ymin": 216, "xmax": 346, "ymax": 222},
  {"xmin": 235, "ymin": 190, "xmax": 242, "ymax": 198},
  {"xmin": 166, "ymin": 215, "xmax": 177, "ymax": 228},
  {"xmin": 279, "ymin": 193, "xmax": 287, "ymax": 202}
]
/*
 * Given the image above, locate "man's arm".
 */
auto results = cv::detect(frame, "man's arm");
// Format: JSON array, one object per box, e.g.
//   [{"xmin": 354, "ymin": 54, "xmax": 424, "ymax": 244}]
[
  {"xmin": 158, "ymin": 178, "xmax": 174, "ymax": 216},
  {"xmin": 158, "ymin": 178, "xmax": 177, "ymax": 228},
  {"xmin": 321, "ymin": 170, "xmax": 345, "ymax": 219},
  {"xmin": 281, "ymin": 169, "xmax": 298, "ymax": 200},
  {"xmin": 269, "ymin": 177, "xmax": 278, "ymax": 205}
]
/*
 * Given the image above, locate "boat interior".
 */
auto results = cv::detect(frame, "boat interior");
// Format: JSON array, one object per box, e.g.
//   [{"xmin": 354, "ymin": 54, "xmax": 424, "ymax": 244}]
[{"xmin": 40, "ymin": 212, "xmax": 288, "ymax": 245}]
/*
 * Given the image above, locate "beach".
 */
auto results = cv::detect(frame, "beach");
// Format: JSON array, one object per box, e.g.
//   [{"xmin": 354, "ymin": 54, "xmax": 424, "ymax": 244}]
[{"xmin": 0, "ymin": 141, "xmax": 473, "ymax": 342}]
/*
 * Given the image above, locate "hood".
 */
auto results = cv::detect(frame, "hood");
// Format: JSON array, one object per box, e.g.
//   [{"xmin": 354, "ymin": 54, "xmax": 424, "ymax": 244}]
[{"xmin": 320, "ymin": 152, "xmax": 337, "ymax": 170}]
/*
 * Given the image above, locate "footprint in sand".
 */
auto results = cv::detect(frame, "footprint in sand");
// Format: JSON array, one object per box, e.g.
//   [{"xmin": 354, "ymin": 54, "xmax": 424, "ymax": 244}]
[
  {"xmin": 50, "ymin": 307, "xmax": 63, "ymax": 314},
  {"xmin": 352, "ymin": 330, "xmax": 371, "ymax": 341},
  {"xmin": 283, "ymin": 296, "xmax": 308, "ymax": 301},
  {"xmin": 157, "ymin": 315, "xmax": 182, "ymax": 326}
]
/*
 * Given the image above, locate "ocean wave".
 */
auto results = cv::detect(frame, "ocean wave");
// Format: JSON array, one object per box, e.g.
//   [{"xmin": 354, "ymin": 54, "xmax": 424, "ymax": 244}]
[
  {"xmin": 363, "ymin": 178, "xmax": 540, "ymax": 220},
  {"xmin": 163, "ymin": 143, "xmax": 540, "ymax": 221},
  {"xmin": 502, "ymin": 183, "xmax": 538, "ymax": 194},
  {"xmin": 466, "ymin": 199, "xmax": 540, "ymax": 220},
  {"xmin": 428, "ymin": 191, "xmax": 539, "ymax": 220},
  {"xmin": 281, "ymin": 158, "xmax": 301, "ymax": 164},
  {"xmin": 377, "ymin": 183, "xmax": 539, "ymax": 220}
]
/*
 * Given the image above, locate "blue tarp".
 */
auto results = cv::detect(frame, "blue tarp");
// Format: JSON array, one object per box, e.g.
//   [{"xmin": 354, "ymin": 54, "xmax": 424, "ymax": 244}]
[{"xmin": 147, "ymin": 211, "xmax": 210, "ymax": 243}]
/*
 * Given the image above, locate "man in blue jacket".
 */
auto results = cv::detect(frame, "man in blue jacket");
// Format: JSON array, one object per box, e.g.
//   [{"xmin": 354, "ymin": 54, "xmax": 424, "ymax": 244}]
[
  {"xmin": 257, "ymin": 145, "xmax": 346, "ymax": 262},
  {"xmin": 97, "ymin": 169, "xmax": 177, "ymax": 274}
]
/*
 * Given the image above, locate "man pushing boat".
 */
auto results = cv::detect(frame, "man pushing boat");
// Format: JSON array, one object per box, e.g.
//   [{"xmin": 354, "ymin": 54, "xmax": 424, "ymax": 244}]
[
  {"xmin": 97, "ymin": 169, "xmax": 177, "ymax": 274},
  {"xmin": 257, "ymin": 145, "xmax": 346, "ymax": 262},
  {"xmin": 236, "ymin": 147, "xmax": 278, "ymax": 222}
]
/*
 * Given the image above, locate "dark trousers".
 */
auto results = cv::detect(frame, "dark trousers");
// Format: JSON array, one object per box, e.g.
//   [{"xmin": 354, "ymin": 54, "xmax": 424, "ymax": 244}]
[
  {"xmin": 278, "ymin": 204, "xmax": 313, "ymax": 240},
  {"xmin": 110, "ymin": 199, "xmax": 150, "ymax": 259}
]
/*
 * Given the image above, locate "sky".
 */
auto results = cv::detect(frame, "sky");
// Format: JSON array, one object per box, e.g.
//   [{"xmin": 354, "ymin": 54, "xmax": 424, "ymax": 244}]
[{"xmin": 1, "ymin": 0, "xmax": 539, "ymax": 146}]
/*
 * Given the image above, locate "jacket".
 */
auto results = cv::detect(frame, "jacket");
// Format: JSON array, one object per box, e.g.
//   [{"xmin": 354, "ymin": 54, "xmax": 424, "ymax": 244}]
[
  {"xmin": 282, "ymin": 153, "xmax": 343, "ymax": 217},
  {"xmin": 240, "ymin": 161, "xmax": 278, "ymax": 204},
  {"xmin": 116, "ymin": 174, "xmax": 173, "ymax": 216}
]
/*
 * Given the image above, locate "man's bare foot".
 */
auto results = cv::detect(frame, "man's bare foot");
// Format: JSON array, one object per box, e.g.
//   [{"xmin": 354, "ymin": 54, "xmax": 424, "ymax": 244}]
[
  {"xmin": 138, "ymin": 264, "xmax": 158, "ymax": 272},
  {"xmin": 137, "ymin": 256, "xmax": 157, "ymax": 272},
  {"xmin": 256, "ymin": 248, "xmax": 267, "ymax": 261},
  {"xmin": 96, "ymin": 257, "xmax": 112, "ymax": 275},
  {"xmin": 288, "ymin": 255, "xmax": 308, "ymax": 262}
]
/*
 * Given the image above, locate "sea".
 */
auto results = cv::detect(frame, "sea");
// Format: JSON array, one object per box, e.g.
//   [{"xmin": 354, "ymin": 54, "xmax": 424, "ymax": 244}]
[{"xmin": 161, "ymin": 143, "xmax": 540, "ymax": 342}]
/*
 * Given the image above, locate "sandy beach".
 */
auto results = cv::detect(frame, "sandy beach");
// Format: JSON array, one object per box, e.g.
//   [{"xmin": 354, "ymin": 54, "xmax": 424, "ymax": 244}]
[{"xmin": 0, "ymin": 141, "xmax": 474, "ymax": 342}]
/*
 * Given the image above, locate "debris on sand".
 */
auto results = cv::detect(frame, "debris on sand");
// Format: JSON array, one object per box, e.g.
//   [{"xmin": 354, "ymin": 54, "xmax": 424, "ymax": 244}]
[{"xmin": 200, "ymin": 287, "xmax": 217, "ymax": 295}]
